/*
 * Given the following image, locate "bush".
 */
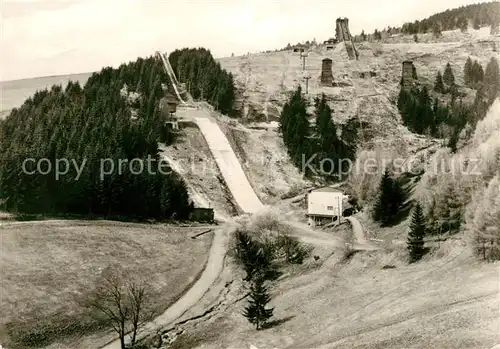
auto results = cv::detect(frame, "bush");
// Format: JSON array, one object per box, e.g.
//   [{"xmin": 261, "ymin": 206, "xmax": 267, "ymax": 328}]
[{"xmin": 233, "ymin": 211, "xmax": 312, "ymax": 279}]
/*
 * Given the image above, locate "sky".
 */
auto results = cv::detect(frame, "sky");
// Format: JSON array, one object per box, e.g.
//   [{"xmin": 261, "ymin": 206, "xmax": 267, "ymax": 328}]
[{"xmin": 0, "ymin": 0, "xmax": 491, "ymax": 81}]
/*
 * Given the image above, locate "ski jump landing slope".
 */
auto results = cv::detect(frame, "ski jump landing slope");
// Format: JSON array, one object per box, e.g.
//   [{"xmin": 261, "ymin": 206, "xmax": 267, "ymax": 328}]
[{"xmin": 157, "ymin": 51, "xmax": 264, "ymax": 214}]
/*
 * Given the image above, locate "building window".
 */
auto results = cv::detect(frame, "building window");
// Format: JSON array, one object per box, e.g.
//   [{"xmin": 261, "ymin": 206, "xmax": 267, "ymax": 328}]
[{"xmin": 327, "ymin": 206, "xmax": 333, "ymax": 211}]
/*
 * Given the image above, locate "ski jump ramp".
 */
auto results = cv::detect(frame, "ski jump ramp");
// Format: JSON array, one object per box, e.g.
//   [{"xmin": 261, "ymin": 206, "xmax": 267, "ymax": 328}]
[{"xmin": 157, "ymin": 51, "xmax": 264, "ymax": 214}]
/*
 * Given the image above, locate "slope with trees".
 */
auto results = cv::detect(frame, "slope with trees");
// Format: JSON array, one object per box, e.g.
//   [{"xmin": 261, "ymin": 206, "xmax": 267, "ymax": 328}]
[
  {"xmin": 397, "ymin": 57, "xmax": 499, "ymax": 151},
  {"xmin": 399, "ymin": 2, "xmax": 500, "ymax": 35},
  {"xmin": 279, "ymin": 88, "xmax": 357, "ymax": 180},
  {"xmin": 168, "ymin": 48, "xmax": 236, "ymax": 115},
  {"xmin": 0, "ymin": 56, "xmax": 193, "ymax": 220}
]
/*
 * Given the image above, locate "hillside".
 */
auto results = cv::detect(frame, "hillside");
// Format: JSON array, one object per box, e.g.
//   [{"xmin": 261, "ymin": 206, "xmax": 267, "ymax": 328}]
[
  {"xmin": 219, "ymin": 27, "xmax": 497, "ymax": 151},
  {"xmin": 141, "ymin": 27, "xmax": 500, "ymax": 349},
  {"xmin": 213, "ymin": 27, "xmax": 498, "ymax": 203},
  {"xmin": 164, "ymin": 239, "xmax": 498, "ymax": 349},
  {"xmin": 0, "ymin": 221, "xmax": 212, "ymax": 349}
]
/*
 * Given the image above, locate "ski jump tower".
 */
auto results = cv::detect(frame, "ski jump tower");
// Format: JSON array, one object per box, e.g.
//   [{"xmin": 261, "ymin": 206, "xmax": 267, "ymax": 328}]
[{"xmin": 335, "ymin": 18, "xmax": 359, "ymax": 60}]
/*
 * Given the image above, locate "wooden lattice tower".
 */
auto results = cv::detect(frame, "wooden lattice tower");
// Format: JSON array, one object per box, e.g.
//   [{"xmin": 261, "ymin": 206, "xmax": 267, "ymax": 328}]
[{"xmin": 335, "ymin": 17, "xmax": 359, "ymax": 60}]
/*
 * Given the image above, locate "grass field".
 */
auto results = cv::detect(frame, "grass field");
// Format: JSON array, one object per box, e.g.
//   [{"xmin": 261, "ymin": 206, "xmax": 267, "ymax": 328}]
[{"xmin": 0, "ymin": 220, "xmax": 213, "ymax": 349}]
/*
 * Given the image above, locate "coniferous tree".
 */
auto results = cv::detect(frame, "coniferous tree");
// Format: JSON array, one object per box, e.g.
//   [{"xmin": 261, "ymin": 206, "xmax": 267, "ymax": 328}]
[
  {"xmin": 432, "ymin": 22, "xmax": 442, "ymax": 38},
  {"xmin": 448, "ymin": 127, "xmax": 459, "ymax": 152},
  {"xmin": 407, "ymin": 202, "xmax": 426, "ymax": 263},
  {"xmin": 483, "ymin": 57, "xmax": 500, "ymax": 105},
  {"xmin": 434, "ymin": 71, "xmax": 445, "ymax": 93},
  {"xmin": 314, "ymin": 94, "xmax": 339, "ymax": 176},
  {"xmin": 373, "ymin": 167, "xmax": 407, "ymax": 226},
  {"xmin": 416, "ymin": 86, "xmax": 432, "ymax": 134},
  {"xmin": 243, "ymin": 276, "xmax": 274, "ymax": 330},
  {"xmin": 473, "ymin": 15, "xmax": 481, "ymax": 29},
  {"xmin": 280, "ymin": 86, "xmax": 311, "ymax": 171},
  {"xmin": 474, "ymin": 84, "xmax": 489, "ymax": 121},
  {"xmin": 443, "ymin": 63, "xmax": 455, "ymax": 87},
  {"xmin": 491, "ymin": 18, "xmax": 500, "ymax": 35},
  {"xmin": 464, "ymin": 57, "xmax": 473, "ymax": 87},
  {"xmin": 471, "ymin": 60, "xmax": 484, "ymax": 87},
  {"xmin": 457, "ymin": 15, "xmax": 468, "ymax": 32}
]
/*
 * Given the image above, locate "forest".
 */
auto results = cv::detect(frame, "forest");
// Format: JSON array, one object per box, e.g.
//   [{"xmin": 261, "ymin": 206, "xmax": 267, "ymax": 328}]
[
  {"xmin": 279, "ymin": 88, "xmax": 357, "ymax": 179},
  {"xmin": 169, "ymin": 48, "xmax": 237, "ymax": 115},
  {"xmin": 397, "ymin": 57, "xmax": 500, "ymax": 151},
  {"xmin": 399, "ymin": 2, "xmax": 499, "ymax": 35},
  {"xmin": 0, "ymin": 56, "xmax": 193, "ymax": 219}
]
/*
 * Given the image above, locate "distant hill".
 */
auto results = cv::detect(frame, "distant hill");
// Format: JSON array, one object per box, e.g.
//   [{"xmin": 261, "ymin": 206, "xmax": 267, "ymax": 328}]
[
  {"xmin": 0, "ymin": 72, "xmax": 93, "ymax": 113},
  {"xmin": 398, "ymin": 1, "xmax": 500, "ymax": 34},
  {"xmin": 275, "ymin": 2, "xmax": 499, "ymax": 54}
]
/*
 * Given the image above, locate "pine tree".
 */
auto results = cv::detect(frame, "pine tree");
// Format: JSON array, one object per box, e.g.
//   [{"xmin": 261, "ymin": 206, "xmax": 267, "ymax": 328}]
[
  {"xmin": 407, "ymin": 202, "xmax": 426, "ymax": 263},
  {"xmin": 314, "ymin": 94, "xmax": 339, "ymax": 176},
  {"xmin": 484, "ymin": 57, "xmax": 500, "ymax": 105},
  {"xmin": 243, "ymin": 276, "xmax": 274, "ymax": 330},
  {"xmin": 464, "ymin": 57, "xmax": 473, "ymax": 87},
  {"xmin": 434, "ymin": 71, "xmax": 445, "ymax": 93},
  {"xmin": 416, "ymin": 86, "xmax": 432, "ymax": 134},
  {"xmin": 458, "ymin": 16, "xmax": 468, "ymax": 32},
  {"xmin": 443, "ymin": 63, "xmax": 455, "ymax": 87},
  {"xmin": 471, "ymin": 60, "xmax": 484, "ymax": 87},
  {"xmin": 448, "ymin": 128, "xmax": 459, "ymax": 153},
  {"xmin": 373, "ymin": 169, "xmax": 394, "ymax": 225},
  {"xmin": 281, "ymin": 86, "xmax": 311, "ymax": 170},
  {"xmin": 473, "ymin": 15, "xmax": 481, "ymax": 30},
  {"xmin": 432, "ymin": 22, "xmax": 442, "ymax": 38},
  {"xmin": 491, "ymin": 19, "xmax": 499, "ymax": 35}
]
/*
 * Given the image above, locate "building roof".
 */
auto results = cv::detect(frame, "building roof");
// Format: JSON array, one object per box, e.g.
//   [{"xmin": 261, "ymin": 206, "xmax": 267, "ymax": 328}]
[{"xmin": 309, "ymin": 186, "xmax": 343, "ymax": 193}]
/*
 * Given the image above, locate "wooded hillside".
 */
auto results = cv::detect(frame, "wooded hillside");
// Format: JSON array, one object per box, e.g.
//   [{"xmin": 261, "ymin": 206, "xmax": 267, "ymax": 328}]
[
  {"xmin": 0, "ymin": 56, "xmax": 193, "ymax": 219},
  {"xmin": 169, "ymin": 48, "xmax": 236, "ymax": 115}
]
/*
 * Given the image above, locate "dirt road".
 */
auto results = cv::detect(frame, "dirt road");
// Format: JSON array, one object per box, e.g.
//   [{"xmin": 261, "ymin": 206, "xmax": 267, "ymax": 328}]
[{"xmin": 346, "ymin": 216, "xmax": 367, "ymax": 245}]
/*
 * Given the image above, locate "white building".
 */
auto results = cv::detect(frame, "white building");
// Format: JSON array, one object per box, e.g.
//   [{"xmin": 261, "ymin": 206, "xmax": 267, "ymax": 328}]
[{"xmin": 306, "ymin": 187, "xmax": 345, "ymax": 226}]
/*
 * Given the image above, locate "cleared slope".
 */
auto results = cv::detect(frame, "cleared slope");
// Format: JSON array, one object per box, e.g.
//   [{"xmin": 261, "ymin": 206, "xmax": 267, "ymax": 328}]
[
  {"xmin": 218, "ymin": 29, "xmax": 499, "ymax": 157},
  {"xmin": 168, "ymin": 242, "xmax": 499, "ymax": 349},
  {"xmin": 0, "ymin": 220, "xmax": 212, "ymax": 349}
]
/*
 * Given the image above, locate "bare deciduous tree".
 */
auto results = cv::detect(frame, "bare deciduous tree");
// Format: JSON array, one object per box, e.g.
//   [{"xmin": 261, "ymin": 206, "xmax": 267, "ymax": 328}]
[{"xmin": 83, "ymin": 265, "xmax": 154, "ymax": 349}]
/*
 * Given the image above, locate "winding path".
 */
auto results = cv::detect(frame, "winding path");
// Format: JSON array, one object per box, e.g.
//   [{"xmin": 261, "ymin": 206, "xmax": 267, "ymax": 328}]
[{"xmin": 346, "ymin": 216, "xmax": 379, "ymax": 251}]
